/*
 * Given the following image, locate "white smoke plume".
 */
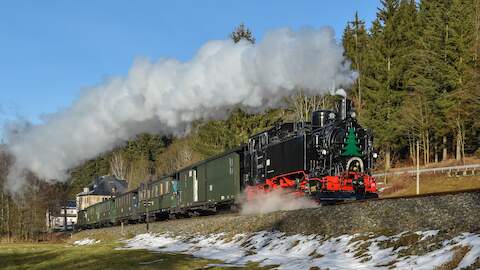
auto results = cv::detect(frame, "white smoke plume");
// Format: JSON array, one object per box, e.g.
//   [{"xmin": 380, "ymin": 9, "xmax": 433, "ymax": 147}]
[
  {"xmin": 333, "ymin": 88, "xmax": 347, "ymax": 97},
  {"xmin": 5, "ymin": 27, "xmax": 356, "ymax": 191},
  {"xmin": 240, "ymin": 189, "xmax": 318, "ymax": 215}
]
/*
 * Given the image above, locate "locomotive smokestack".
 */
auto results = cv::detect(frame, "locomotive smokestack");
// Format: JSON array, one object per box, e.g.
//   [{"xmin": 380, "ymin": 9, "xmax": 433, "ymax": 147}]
[
  {"xmin": 341, "ymin": 98, "xmax": 347, "ymax": 120},
  {"xmin": 333, "ymin": 89, "xmax": 347, "ymax": 120}
]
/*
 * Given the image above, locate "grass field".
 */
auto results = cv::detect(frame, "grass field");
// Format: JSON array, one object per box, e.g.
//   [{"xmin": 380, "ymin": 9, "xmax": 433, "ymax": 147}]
[
  {"xmin": 0, "ymin": 243, "xmax": 267, "ymax": 270},
  {"xmin": 381, "ymin": 174, "xmax": 480, "ymax": 198}
]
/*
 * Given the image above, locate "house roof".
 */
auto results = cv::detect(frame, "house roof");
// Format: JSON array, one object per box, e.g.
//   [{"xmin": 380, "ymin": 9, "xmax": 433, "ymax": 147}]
[
  {"xmin": 66, "ymin": 200, "xmax": 76, "ymax": 208},
  {"xmin": 77, "ymin": 175, "xmax": 128, "ymax": 196}
]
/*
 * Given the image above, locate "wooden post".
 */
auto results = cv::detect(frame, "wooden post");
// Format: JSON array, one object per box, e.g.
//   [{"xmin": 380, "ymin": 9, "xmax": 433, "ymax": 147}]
[
  {"xmin": 145, "ymin": 202, "xmax": 149, "ymax": 232},
  {"xmin": 121, "ymin": 221, "xmax": 124, "ymax": 236},
  {"xmin": 416, "ymin": 140, "xmax": 420, "ymax": 195}
]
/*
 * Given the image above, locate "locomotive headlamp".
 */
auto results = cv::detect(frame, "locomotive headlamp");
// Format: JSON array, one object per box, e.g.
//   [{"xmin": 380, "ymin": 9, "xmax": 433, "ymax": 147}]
[
  {"xmin": 321, "ymin": 149, "xmax": 327, "ymax": 155},
  {"xmin": 373, "ymin": 152, "xmax": 378, "ymax": 159}
]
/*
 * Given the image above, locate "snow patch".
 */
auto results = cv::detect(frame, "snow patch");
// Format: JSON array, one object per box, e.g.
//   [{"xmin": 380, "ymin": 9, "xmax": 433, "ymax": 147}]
[
  {"xmin": 73, "ymin": 238, "xmax": 100, "ymax": 246},
  {"xmin": 415, "ymin": 230, "xmax": 439, "ymax": 241},
  {"xmin": 121, "ymin": 231, "xmax": 480, "ymax": 270}
]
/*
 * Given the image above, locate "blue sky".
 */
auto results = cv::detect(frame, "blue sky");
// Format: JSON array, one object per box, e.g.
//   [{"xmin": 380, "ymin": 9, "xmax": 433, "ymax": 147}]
[{"xmin": 0, "ymin": 1, "xmax": 379, "ymax": 140}]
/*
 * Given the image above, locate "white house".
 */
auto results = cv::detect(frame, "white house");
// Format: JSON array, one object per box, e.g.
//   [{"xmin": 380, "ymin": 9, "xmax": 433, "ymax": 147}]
[{"xmin": 46, "ymin": 200, "xmax": 77, "ymax": 231}]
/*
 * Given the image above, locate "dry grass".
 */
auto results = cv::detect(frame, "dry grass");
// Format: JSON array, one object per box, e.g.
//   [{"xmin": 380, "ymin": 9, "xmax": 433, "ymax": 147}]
[
  {"xmin": 381, "ymin": 174, "xmax": 480, "ymax": 198},
  {"xmin": 436, "ymin": 246, "xmax": 471, "ymax": 270}
]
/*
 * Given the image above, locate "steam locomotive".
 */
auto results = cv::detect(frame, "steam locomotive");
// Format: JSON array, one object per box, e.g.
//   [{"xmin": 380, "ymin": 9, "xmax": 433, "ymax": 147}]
[
  {"xmin": 78, "ymin": 95, "xmax": 378, "ymax": 228},
  {"xmin": 244, "ymin": 96, "xmax": 378, "ymax": 201}
]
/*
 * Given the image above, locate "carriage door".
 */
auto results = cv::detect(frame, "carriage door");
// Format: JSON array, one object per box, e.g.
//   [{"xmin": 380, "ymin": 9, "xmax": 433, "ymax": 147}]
[{"xmin": 192, "ymin": 169, "xmax": 198, "ymax": 202}]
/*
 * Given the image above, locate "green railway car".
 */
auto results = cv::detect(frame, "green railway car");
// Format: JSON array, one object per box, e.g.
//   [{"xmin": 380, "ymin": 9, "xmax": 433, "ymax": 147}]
[
  {"xmin": 78, "ymin": 150, "xmax": 242, "ymax": 229},
  {"xmin": 77, "ymin": 209, "xmax": 87, "ymax": 227},
  {"xmin": 138, "ymin": 176, "xmax": 176, "ymax": 220},
  {"xmin": 174, "ymin": 151, "xmax": 241, "ymax": 212},
  {"xmin": 112, "ymin": 189, "xmax": 139, "ymax": 223},
  {"xmin": 77, "ymin": 199, "xmax": 112, "ymax": 228}
]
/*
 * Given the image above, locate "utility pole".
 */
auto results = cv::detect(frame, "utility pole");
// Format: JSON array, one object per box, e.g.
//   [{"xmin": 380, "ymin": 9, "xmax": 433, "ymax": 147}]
[
  {"xmin": 63, "ymin": 203, "xmax": 68, "ymax": 232},
  {"xmin": 144, "ymin": 201, "xmax": 152, "ymax": 232},
  {"xmin": 416, "ymin": 140, "xmax": 420, "ymax": 195}
]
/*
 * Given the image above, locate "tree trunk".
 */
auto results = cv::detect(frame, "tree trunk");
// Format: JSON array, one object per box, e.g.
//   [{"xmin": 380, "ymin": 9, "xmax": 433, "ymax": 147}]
[
  {"xmin": 461, "ymin": 129, "xmax": 466, "ymax": 165},
  {"xmin": 64, "ymin": 204, "xmax": 67, "ymax": 232},
  {"xmin": 409, "ymin": 139, "xmax": 415, "ymax": 166},
  {"xmin": 385, "ymin": 148, "xmax": 391, "ymax": 171},
  {"xmin": 6, "ymin": 196, "xmax": 10, "ymax": 243},
  {"xmin": 422, "ymin": 133, "xmax": 427, "ymax": 165},
  {"xmin": 426, "ymin": 133, "xmax": 430, "ymax": 165},
  {"xmin": 456, "ymin": 131, "xmax": 461, "ymax": 161},
  {"xmin": 1, "ymin": 192, "xmax": 3, "ymax": 237},
  {"xmin": 442, "ymin": 136, "xmax": 448, "ymax": 161}
]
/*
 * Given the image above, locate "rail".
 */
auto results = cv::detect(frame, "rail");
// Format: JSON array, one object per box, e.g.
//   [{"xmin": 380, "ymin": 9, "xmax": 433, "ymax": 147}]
[{"xmin": 335, "ymin": 188, "xmax": 480, "ymax": 206}]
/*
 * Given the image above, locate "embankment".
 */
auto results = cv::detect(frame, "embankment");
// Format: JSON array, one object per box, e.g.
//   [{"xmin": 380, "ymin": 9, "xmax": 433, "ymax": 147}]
[{"xmin": 73, "ymin": 189, "xmax": 480, "ymax": 241}]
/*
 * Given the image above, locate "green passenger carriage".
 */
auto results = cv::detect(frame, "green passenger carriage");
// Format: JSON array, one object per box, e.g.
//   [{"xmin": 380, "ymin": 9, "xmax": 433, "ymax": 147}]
[{"xmin": 78, "ymin": 150, "xmax": 242, "ymax": 228}]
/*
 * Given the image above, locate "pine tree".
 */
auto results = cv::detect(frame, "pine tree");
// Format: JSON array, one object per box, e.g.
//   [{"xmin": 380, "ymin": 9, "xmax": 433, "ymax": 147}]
[
  {"xmin": 342, "ymin": 12, "xmax": 369, "ymax": 111},
  {"xmin": 442, "ymin": 0, "xmax": 479, "ymax": 162},
  {"xmin": 341, "ymin": 128, "xmax": 363, "ymax": 157},
  {"xmin": 400, "ymin": 0, "xmax": 448, "ymax": 164},
  {"xmin": 360, "ymin": 0, "xmax": 406, "ymax": 169},
  {"xmin": 230, "ymin": 23, "xmax": 255, "ymax": 44}
]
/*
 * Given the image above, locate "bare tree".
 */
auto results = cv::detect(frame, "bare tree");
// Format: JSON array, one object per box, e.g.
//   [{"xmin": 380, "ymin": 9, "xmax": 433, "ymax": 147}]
[
  {"xmin": 290, "ymin": 91, "xmax": 327, "ymax": 122},
  {"xmin": 155, "ymin": 139, "xmax": 201, "ymax": 177},
  {"xmin": 126, "ymin": 157, "xmax": 149, "ymax": 189},
  {"xmin": 110, "ymin": 152, "xmax": 127, "ymax": 180},
  {"xmin": 175, "ymin": 144, "xmax": 197, "ymax": 171},
  {"xmin": 0, "ymin": 148, "xmax": 12, "ymax": 241}
]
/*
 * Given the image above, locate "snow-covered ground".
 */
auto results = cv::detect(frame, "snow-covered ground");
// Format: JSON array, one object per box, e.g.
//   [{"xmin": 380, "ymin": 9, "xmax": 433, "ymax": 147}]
[
  {"xmin": 73, "ymin": 238, "xmax": 101, "ymax": 246},
  {"xmin": 121, "ymin": 230, "xmax": 480, "ymax": 270}
]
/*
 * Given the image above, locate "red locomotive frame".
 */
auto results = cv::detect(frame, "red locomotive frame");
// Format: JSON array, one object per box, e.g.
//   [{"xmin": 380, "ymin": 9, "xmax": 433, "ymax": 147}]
[{"xmin": 246, "ymin": 169, "xmax": 378, "ymax": 202}]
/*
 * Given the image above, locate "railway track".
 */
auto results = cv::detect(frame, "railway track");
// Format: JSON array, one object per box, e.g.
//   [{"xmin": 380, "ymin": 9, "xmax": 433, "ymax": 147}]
[{"xmin": 335, "ymin": 187, "xmax": 480, "ymax": 206}]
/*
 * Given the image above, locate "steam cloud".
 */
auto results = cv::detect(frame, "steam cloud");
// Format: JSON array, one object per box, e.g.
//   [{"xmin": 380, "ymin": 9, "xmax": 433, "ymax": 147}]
[
  {"xmin": 5, "ymin": 27, "xmax": 355, "ymax": 191},
  {"xmin": 240, "ymin": 189, "xmax": 318, "ymax": 215}
]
